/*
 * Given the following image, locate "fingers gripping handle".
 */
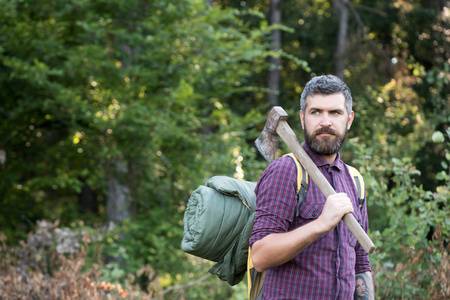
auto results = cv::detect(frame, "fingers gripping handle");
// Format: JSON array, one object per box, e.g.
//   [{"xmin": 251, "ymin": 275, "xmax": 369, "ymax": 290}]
[{"xmin": 276, "ymin": 120, "xmax": 375, "ymax": 254}]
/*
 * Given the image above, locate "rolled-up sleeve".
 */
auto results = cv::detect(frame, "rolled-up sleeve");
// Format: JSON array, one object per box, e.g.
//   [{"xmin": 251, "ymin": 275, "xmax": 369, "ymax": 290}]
[
  {"xmin": 355, "ymin": 188, "xmax": 371, "ymax": 274},
  {"xmin": 249, "ymin": 157, "xmax": 298, "ymax": 247}
]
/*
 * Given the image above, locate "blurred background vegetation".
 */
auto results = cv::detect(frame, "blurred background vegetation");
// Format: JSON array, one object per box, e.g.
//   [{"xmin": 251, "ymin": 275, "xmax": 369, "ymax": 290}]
[{"xmin": 0, "ymin": 0, "xmax": 448, "ymax": 299}]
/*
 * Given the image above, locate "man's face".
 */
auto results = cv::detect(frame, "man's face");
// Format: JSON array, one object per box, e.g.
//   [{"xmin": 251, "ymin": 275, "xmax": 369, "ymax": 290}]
[{"xmin": 300, "ymin": 93, "xmax": 354, "ymax": 157}]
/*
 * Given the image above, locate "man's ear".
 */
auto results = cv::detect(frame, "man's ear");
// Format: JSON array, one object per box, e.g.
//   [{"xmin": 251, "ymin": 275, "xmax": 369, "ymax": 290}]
[
  {"xmin": 299, "ymin": 111, "xmax": 305, "ymax": 130},
  {"xmin": 347, "ymin": 111, "xmax": 355, "ymax": 130}
]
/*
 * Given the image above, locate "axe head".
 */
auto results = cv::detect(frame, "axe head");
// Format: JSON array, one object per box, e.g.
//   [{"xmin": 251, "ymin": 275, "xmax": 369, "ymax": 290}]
[{"xmin": 255, "ymin": 106, "xmax": 288, "ymax": 163}]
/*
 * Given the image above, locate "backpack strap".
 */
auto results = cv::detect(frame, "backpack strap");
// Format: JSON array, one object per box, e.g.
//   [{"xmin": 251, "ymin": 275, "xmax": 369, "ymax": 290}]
[
  {"xmin": 346, "ymin": 165, "xmax": 366, "ymax": 209},
  {"xmin": 284, "ymin": 153, "xmax": 309, "ymax": 217},
  {"xmin": 248, "ymin": 247, "xmax": 265, "ymax": 300}
]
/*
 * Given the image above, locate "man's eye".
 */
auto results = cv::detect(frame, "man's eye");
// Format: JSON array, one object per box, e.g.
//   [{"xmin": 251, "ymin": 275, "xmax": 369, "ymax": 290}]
[{"xmin": 311, "ymin": 111, "xmax": 319, "ymax": 115}]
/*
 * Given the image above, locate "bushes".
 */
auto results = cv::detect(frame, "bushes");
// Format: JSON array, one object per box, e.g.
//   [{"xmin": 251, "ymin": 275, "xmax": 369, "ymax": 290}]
[
  {"xmin": 0, "ymin": 221, "xmax": 162, "ymax": 299},
  {"xmin": 357, "ymin": 130, "xmax": 450, "ymax": 299},
  {"xmin": 373, "ymin": 225, "xmax": 449, "ymax": 299},
  {"xmin": 0, "ymin": 220, "xmax": 239, "ymax": 299}
]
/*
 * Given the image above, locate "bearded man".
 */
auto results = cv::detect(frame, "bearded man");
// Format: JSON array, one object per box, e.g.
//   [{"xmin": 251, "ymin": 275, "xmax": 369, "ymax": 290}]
[{"xmin": 250, "ymin": 75, "xmax": 374, "ymax": 300}]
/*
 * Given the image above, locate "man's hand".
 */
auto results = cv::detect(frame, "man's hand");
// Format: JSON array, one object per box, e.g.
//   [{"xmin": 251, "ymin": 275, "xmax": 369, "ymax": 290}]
[{"xmin": 317, "ymin": 193, "xmax": 354, "ymax": 232}]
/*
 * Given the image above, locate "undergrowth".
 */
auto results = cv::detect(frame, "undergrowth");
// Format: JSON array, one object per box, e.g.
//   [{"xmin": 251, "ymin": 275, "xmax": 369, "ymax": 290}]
[{"xmin": 0, "ymin": 220, "xmax": 161, "ymax": 300}]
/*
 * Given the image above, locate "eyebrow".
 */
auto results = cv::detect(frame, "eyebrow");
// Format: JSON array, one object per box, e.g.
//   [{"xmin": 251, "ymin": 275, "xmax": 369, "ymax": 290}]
[{"xmin": 308, "ymin": 107, "xmax": 345, "ymax": 114}]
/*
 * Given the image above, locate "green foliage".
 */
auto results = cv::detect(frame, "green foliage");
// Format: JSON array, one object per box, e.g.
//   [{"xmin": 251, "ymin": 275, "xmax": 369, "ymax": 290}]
[
  {"xmin": 1, "ymin": 0, "xmax": 449, "ymax": 299},
  {"xmin": 351, "ymin": 129, "xmax": 450, "ymax": 298},
  {"xmin": 0, "ymin": 0, "xmax": 273, "ymax": 232},
  {"xmin": 1, "ymin": 0, "xmax": 281, "ymax": 298}
]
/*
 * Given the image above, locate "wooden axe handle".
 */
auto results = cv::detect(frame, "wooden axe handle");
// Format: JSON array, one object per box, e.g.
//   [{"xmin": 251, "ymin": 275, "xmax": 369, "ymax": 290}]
[{"xmin": 277, "ymin": 120, "xmax": 375, "ymax": 254}]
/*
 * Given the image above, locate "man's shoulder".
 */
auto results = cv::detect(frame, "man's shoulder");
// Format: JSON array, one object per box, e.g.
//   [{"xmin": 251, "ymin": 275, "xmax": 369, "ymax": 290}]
[
  {"xmin": 269, "ymin": 155, "xmax": 298, "ymax": 170},
  {"xmin": 258, "ymin": 155, "xmax": 298, "ymax": 184}
]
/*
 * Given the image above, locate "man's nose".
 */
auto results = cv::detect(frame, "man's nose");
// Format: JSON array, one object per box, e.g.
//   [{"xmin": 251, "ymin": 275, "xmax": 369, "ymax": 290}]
[{"xmin": 320, "ymin": 114, "xmax": 332, "ymax": 127}]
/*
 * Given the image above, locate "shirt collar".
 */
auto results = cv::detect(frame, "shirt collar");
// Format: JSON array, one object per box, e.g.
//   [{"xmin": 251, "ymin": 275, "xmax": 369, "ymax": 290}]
[{"xmin": 302, "ymin": 142, "xmax": 345, "ymax": 171}]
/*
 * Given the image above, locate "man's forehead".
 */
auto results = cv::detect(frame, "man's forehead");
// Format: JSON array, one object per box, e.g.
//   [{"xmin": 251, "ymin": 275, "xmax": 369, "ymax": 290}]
[{"xmin": 305, "ymin": 93, "xmax": 346, "ymax": 109}]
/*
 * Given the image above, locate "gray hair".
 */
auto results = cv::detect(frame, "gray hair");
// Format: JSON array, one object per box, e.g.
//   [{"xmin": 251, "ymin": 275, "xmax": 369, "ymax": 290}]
[{"xmin": 300, "ymin": 75, "xmax": 353, "ymax": 114}]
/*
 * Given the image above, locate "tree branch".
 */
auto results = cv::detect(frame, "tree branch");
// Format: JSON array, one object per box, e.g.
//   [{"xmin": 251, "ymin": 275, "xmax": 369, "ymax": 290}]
[
  {"xmin": 347, "ymin": 1, "xmax": 391, "ymax": 61},
  {"xmin": 161, "ymin": 273, "xmax": 212, "ymax": 296},
  {"xmin": 353, "ymin": 3, "xmax": 388, "ymax": 17}
]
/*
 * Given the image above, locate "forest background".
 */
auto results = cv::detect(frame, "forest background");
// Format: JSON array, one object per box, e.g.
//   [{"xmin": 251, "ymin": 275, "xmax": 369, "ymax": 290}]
[{"xmin": 0, "ymin": 0, "xmax": 449, "ymax": 299}]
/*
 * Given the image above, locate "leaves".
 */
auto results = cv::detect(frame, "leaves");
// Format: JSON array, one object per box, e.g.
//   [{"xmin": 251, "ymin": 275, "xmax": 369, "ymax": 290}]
[
  {"xmin": 432, "ymin": 131, "xmax": 445, "ymax": 143},
  {"xmin": 0, "ymin": 0, "xmax": 449, "ymax": 299}
]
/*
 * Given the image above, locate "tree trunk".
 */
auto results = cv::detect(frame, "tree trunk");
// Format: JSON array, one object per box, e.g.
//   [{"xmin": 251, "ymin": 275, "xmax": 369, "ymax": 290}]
[
  {"xmin": 106, "ymin": 161, "xmax": 131, "ymax": 222},
  {"xmin": 103, "ymin": 3, "xmax": 149, "ymax": 224},
  {"xmin": 79, "ymin": 179, "xmax": 97, "ymax": 214},
  {"xmin": 335, "ymin": 0, "xmax": 349, "ymax": 80},
  {"xmin": 267, "ymin": 0, "xmax": 282, "ymax": 107}
]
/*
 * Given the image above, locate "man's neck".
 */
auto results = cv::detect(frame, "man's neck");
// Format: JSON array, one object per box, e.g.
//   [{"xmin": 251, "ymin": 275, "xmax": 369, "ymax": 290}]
[{"xmin": 322, "ymin": 153, "xmax": 338, "ymax": 164}]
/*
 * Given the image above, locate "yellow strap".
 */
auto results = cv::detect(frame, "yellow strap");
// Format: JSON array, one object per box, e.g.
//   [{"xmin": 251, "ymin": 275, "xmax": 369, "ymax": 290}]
[
  {"xmin": 347, "ymin": 165, "xmax": 365, "ymax": 202},
  {"xmin": 247, "ymin": 247, "xmax": 253, "ymax": 298},
  {"xmin": 283, "ymin": 153, "xmax": 308, "ymax": 194},
  {"xmin": 247, "ymin": 247, "xmax": 265, "ymax": 300}
]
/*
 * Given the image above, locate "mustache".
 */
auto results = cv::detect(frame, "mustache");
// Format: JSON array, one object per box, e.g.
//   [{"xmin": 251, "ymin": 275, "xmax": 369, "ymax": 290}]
[{"xmin": 314, "ymin": 127, "xmax": 337, "ymax": 136}]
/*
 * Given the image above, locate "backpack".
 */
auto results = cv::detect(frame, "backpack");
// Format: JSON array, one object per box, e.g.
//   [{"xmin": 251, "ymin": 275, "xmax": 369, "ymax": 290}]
[
  {"xmin": 180, "ymin": 153, "xmax": 365, "ymax": 294},
  {"xmin": 247, "ymin": 153, "xmax": 365, "ymax": 300}
]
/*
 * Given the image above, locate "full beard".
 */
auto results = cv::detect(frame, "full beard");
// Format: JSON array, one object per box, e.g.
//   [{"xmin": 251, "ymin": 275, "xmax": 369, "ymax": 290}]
[{"xmin": 304, "ymin": 126, "xmax": 348, "ymax": 156}]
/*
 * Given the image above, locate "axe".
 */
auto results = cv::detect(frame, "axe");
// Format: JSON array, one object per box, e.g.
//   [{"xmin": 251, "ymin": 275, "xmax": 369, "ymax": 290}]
[{"xmin": 255, "ymin": 106, "xmax": 375, "ymax": 254}]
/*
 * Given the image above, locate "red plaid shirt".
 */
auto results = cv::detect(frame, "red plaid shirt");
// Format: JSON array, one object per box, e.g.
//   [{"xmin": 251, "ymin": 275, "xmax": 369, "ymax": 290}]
[{"xmin": 250, "ymin": 144, "xmax": 371, "ymax": 300}]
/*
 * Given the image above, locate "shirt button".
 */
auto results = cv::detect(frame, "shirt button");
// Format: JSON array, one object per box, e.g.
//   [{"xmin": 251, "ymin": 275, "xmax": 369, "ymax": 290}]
[
  {"xmin": 312, "ymin": 211, "xmax": 317, "ymax": 217},
  {"xmin": 336, "ymin": 274, "xmax": 340, "ymax": 279}
]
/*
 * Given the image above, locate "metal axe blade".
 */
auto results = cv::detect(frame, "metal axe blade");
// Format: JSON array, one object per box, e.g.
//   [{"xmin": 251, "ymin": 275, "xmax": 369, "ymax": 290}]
[{"xmin": 255, "ymin": 106, "xmax": 288, "ymax": 163}]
